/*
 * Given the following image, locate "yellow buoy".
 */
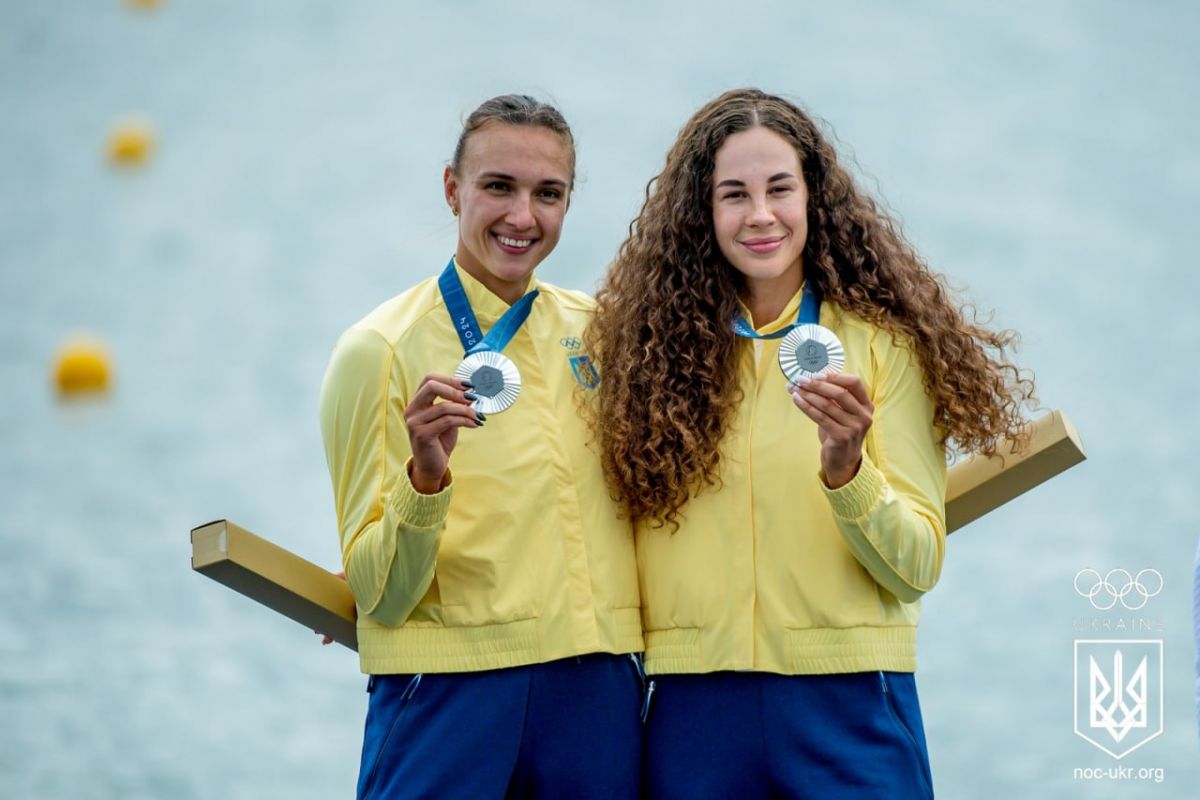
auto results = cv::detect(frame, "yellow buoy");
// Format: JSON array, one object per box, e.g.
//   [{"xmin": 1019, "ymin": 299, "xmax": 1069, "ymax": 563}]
[
  {"xmin": 125, "ymin": 0, "xmax": 164, "ymax": 10},
  {"xmin": 107, "ymin": 118, "xmax": 155, "ymax": 167},
  {"xmin": 53, "ymin": 339, "xmax": 114, "ymax": 397}
]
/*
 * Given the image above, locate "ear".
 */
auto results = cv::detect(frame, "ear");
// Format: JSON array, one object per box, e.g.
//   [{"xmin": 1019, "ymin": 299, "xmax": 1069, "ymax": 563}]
[{"xmin": 443, "ymin": 166, "xmax": 459, "ymax": 215}]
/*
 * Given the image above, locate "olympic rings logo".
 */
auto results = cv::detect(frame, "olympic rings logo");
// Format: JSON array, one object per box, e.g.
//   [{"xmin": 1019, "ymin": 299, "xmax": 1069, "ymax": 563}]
[
  {"xmin": 559, "ymin": 337, "xmax": 582, "ymax": 350},
  {"xmin": 1073, "ymin": 568, "xmax": 1163, "ymax": 611}
]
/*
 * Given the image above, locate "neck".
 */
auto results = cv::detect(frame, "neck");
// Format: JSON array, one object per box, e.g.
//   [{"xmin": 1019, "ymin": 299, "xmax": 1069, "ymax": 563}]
[
  {"xmin": 742, "ymin": 269, "xmax": 803, "ymax": 329},
  {"xmin": 456, "ymin": 250, "xmax": 529, "ymax": 306}
]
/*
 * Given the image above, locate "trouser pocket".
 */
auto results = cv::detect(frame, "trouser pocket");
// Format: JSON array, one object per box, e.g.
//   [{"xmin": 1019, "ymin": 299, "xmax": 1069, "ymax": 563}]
[
  {"xmin": 624, "ymin": 653, "xmax": 658, "ymax": 723},
  {"xmin": 358, "ymin": 674, "xmax": 423, "ymax": 800},
  {"xmin": 879, "ymin": 671, "xmax": 934, "ymax": 798},
  {"xmin": 640, "ymin": 679, "xmax": 657, "ymax": 724}
]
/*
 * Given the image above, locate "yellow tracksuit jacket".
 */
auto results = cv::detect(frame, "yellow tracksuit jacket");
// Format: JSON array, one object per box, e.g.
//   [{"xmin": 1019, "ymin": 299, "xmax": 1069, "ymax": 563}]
[
  {"xmin": 637, "ymin": 288, "xmax": 947, "ymax": 676},
  {"xmin": 319, "ymin": 264, "xmax": 642, "ymax": 675}
]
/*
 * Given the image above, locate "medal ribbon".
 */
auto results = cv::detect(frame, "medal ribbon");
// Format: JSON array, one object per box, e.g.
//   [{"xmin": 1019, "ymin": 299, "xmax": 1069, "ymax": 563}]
[
  {"xmin": 439, "ymin": 258, "xmax": 539, "ymax": 355},
  {"xmin": 732, "ymin": 281, "xmax": 821, "ymax": 339}
]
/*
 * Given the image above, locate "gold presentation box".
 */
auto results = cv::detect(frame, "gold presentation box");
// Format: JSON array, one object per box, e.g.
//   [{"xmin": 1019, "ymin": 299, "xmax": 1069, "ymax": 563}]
[
  {"xmin": 945, "ymin": 409, "xmax": 1084, "ymax": 531},
  {"xmin": 191, "ymin": 519, "xmax": 358, "ymax": 650},
  {"xmin": 192, "ymin": 409, "xmax": 1085, "ymax": 652}
]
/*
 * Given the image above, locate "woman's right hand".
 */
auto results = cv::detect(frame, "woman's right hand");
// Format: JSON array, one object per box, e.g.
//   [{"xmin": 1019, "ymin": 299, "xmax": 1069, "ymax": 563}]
[{"xmin": 404, "ymin": 373, "xmax": 483, "ymax": 493}]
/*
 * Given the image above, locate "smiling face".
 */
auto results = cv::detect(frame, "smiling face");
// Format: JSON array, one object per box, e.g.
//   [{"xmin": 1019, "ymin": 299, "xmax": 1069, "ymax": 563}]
[
  {"xmin": 443, "ymin": 121, "xmax": 572, "ymax": 303},
  {"xmin": 711, "ymin": 125, "xmax": 808, "ymax": 300}
]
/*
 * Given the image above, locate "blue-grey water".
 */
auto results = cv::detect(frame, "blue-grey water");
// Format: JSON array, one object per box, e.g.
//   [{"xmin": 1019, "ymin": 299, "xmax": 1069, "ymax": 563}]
[{"xmin": 2, "ymin": 1, "xmax": 1198, "ymax": 797}]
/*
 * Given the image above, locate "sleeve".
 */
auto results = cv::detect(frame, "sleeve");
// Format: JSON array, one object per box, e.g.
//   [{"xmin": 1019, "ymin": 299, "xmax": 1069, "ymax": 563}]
[
  {"xmin": 318, "ymin": 326, "xmax": 452, "ymax": 626},
  {"xmin": 820, "ymin": 330, "xmax": 947, "ymax": 604}
]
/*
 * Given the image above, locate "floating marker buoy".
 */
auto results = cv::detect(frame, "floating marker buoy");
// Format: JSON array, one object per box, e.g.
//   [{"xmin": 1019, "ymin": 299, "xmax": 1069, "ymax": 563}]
[
  {"xmin": 125, "ymin": 0, "xmax": 164, "ymax": 10},
  {"xmin": 107, "ymin": 118, "xmax": 155, "ymax": 167},
  {"xmin": 53, "ymin": 338, "xmax": 114, "ymax": 397}
]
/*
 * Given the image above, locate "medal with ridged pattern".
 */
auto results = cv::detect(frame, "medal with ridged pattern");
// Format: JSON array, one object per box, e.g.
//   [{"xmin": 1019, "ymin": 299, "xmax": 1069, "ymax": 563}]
[
  {"xmin": 454, "ymin": 350, "xmax": 522, "ymax": 414},
  {"xmin": 778, "ymin": 323, "xmax": 844, "ymax": 384}
]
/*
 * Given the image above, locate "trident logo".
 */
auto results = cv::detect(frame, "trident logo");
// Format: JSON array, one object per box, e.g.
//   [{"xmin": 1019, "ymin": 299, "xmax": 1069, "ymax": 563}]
[
  {"xmin": 1088, "ymin": 650, "xmax": 1147, "ymax": 742},
  {"xmin": 1074, "ymin": 640, "xmax": 1163, "ymax": 759}
]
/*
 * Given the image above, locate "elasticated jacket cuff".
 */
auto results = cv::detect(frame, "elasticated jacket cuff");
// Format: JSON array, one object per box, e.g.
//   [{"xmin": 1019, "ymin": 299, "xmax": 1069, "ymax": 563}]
[
  {"xmin": 390, "ymin": 459, "xmax": 453, "ymax": 528},
  {"xmin": 821, "ymin": 453, "xmax": 885, "ymax": 520}
]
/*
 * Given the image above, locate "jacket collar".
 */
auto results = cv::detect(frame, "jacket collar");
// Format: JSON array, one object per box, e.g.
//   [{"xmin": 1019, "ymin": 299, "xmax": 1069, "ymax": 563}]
[
  {"xmin": 451, "ymin": 257, "xmax": 537, "ymax": 321},
  {"xmin": 735, "ymin": 282, "xmax": 805, "ymax": 337}
]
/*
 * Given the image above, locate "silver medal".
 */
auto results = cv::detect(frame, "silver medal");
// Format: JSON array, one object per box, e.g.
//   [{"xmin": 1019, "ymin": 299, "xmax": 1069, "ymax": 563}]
[
  {"xmin": 454, "ymin": 351, "xmax": 522, "ymax": 414},
  {"xmin": 778, "ymin": 324, "xmax": 845, "ymax": 383}
]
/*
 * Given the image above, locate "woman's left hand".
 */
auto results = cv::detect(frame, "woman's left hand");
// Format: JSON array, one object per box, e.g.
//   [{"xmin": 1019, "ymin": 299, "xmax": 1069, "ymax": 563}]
[
  {"xmin": 315, "ymin": 571, "xmax": 347, "ymax": 645},
  {"xmin": 790, "ymin": 373, "xmax": 874, "ymax": 489}
]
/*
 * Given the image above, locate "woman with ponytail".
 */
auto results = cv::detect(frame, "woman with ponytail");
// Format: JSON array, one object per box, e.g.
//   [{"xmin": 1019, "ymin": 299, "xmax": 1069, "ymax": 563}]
[{"xmin": 321, "ymin": 95, "xmax": 643, "ymax": 799}]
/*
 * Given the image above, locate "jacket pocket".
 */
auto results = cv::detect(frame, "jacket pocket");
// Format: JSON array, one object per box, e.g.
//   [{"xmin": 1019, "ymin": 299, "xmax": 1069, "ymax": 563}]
[{"xmin": 434, "ymin": 535, "xmax": 538, "ymax": 623}]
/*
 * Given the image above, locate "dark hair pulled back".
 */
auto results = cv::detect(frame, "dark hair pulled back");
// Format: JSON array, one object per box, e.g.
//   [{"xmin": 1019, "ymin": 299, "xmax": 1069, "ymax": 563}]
[{"xmin": 451, "ymin": 94, "xmax": 576, "ymax": 187}]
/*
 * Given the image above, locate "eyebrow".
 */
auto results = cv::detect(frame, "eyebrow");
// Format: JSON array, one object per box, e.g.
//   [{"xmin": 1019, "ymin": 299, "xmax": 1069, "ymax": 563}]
[
  {"xmin": 714, "ymin": 172, "xmax": 797, "ymax": 189},
  {"xmin": 478, "ymin": 171, "xmax": 568, "ymax": 188}
]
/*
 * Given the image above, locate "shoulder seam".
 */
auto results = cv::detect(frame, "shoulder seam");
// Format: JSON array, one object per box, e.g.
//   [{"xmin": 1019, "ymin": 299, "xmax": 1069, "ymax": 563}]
[
  {"xmin": 352, "ymin": 295, "xmax": 449, "ymax": 350},
  {"xmin": 537, "ymin": 282, "xmax": 595, "ymax": 312}
]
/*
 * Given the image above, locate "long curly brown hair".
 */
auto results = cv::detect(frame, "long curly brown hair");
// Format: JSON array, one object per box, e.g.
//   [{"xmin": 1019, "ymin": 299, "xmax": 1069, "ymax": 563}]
[{"xmin": 584, "ymin": 88, "xmax": 1036, "ymax": 528}]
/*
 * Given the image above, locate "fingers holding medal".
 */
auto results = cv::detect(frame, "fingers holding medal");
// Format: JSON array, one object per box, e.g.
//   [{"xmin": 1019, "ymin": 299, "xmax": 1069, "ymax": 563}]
[
  {"xmin": 406, "ymin": 373, "xmax": 484, "ymax": 433},
  {"xmin": 405, "ymin": 373, "xmax": 483, "ymax": 493},
  {"xmin": 778, "ymin": 324, "xmax": 870, "ymax": 489},
  {"xmin": 790, "ymin": 372, "xmax": 873, "ymax": 430},
  {"xmin": 790, "ymin": 371, "xmax": 873, "ymax": 489}
]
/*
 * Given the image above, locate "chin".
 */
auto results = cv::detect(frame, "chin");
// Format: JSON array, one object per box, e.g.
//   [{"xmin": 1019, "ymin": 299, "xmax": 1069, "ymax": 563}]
[
  {"xmin": 734, "ymin": 263, "xmax": 792, "ymax": 282},
  {"xmin": 490, "ymin": 255, "xmax": 541, "ymax": 281}
]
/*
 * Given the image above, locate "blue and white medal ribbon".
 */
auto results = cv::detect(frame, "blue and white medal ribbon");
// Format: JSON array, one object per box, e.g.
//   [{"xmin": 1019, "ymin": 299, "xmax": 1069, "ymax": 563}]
[
  {"xmin": 439, "ymin": 258, "xmax": 538, "ymax": 414},
  {"xmin": 732, "ymin": 281, "xmax": 844, "ymax": 384}
]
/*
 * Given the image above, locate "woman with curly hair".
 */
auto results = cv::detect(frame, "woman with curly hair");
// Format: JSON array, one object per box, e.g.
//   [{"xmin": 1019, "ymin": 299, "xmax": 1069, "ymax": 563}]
[{"xmin": 584, "ymin": 88, "xmax": 1035, "ymax": 798}]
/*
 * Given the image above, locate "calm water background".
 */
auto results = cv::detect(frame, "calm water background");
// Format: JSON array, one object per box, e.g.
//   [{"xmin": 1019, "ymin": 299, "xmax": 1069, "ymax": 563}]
[{"xmin": 3, "ymin": 1, "xmax": 1198, "ymax": 797}]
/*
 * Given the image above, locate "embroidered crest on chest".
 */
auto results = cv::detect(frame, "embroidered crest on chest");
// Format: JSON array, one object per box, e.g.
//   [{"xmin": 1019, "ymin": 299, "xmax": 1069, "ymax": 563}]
[{"xmin": 559, "ymin": 336, "xmax": 600, "ymax": 389}]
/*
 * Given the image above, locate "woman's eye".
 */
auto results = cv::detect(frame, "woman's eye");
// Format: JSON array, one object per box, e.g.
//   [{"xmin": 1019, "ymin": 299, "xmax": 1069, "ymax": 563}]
[{"xmin": 537, "ymin": 189, "xmax": 563, "ymax": 201}]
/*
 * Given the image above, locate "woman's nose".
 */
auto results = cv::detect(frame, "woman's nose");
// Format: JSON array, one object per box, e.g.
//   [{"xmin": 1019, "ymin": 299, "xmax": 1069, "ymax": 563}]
[{"xmin": 505, "ymin": 193, "xmax": 536, "ymax": 229}]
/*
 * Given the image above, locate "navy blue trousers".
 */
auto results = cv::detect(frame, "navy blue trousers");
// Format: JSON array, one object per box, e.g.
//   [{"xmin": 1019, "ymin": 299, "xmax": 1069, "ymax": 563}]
[
  {"xmin": 356, "ymin": 653, "xmax": 643, "ymax": 799},
  {"xmin": 644, "ymin": 671, "xmax": 935, "ymax": 799}
]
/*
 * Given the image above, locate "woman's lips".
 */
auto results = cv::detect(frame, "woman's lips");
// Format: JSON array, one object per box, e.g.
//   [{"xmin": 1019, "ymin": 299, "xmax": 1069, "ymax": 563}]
[
  {"xmin": 493, "ymin": 232, "xmax": 536, "ymax": 254},
  {"xmin": 741, "ymin": 236, "xmax": 785, "ymax": 254}
]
